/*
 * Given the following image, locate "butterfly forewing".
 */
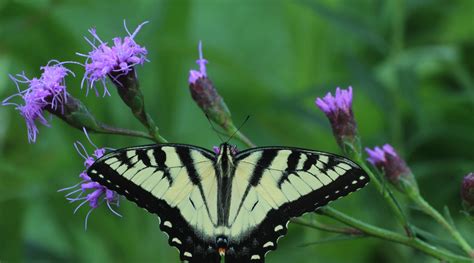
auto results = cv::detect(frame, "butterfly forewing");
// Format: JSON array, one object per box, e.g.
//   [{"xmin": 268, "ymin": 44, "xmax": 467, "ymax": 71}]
[
  {"xmin": 87, "ymin": 144, "xmax": 221, "ymax": 262},
  {"xmin": 224, "ymin": 147, "xmax": 369, "ymax": 262}
]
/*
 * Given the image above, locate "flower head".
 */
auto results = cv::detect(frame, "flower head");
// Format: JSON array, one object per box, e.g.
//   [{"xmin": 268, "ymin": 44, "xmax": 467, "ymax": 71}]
[
  {"xmin": 2, "ymin": 61, "xmax": 72, "ymax": 142},
  {"xmin": 59, "ymin": 129, "xmax": 120, "ymax": 229},
  {"xmin": 315, "ymin": 87, "xmax": 358, "ymax": 152},
  {"xmin": 366, "ymin": 144, "xmax": 418, "ymax": 194},
  {"xmin": 461, "ymin": 173, "xmax": 474, "ymax": 211},
  {"xmin": 79, "ymin": 21, "xmax": 149, "ymax": 96},
  {"xmin": 188, "ymin": 42, "xmax": 232, "ymax": 129}
]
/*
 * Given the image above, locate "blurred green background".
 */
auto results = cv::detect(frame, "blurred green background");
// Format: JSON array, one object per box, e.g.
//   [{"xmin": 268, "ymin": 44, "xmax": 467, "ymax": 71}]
[{"xmin": 0, "ymin": 0, "xmax": 473, "ymax": 262}]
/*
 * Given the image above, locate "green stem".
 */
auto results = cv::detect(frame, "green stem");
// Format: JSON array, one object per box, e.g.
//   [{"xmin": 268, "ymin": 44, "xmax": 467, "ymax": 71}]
[
  {"xmin": 97, "ymin": 124, "xmax": 158, "ymax": 142},
  {"xmin": 224, "ymin": 124, "xmax": 256, "ymax": 148},
  {"xmin": 412, "ymin": 193, "xmax": 474, "ymax": 258},
  {"xmin": 138, "ymin": 112, "xmax": 168, "ymax": 143},
  {"xmin": 355, "ymin": 155, "xmax": 412, "ymax": 236},
  {"xmin": 292, "ymin": 218, "xmax": 363, "ymax": 235},
  {"xmin": 233, "ymin": 130, "xmax": 256, "ymax": 148},
  {"xmin": 319, "ymin": 207, "xmax": 472, "ymax": 262}
]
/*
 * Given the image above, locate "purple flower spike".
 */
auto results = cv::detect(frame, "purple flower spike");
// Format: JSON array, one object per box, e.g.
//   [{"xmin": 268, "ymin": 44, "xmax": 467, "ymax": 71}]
[
  {"xmin": 79, "ymin": 21, "xmax": 149, "ymax": 96},
  {"xmin": 59, "ymin": 129, "xmax": 120, "ymax": 229},
  {"xmin": 3, "ymin": 61, "xmax": 72, "ymax": 142},
  {"xmin": 365, "ymin": 144, "xmax": 418, "ymax": 194},
  {"xmin": 315, "ymin": 87, "xmax": 358, "ymax": 151},
  {"xmin": 188, "ymin": 41, "xmax": 208, "ymax": 84},
  {"xmin": 187, "ymin": 41, "xmax": 233, "ymax": 129}
]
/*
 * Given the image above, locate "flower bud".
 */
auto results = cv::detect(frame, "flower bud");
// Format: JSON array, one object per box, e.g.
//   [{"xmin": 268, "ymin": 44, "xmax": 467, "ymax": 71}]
[
  {"xmin": 461, "ymin": 173, "xmax": 474, "ymax": 212},
  {"xmin": 315, "ymin": 87, "xmax": 359, "ymax": 155},
  {"xmin": 366, "ymin": 144, "xmax": 419, "ymax": 196},
  {"xmin": 188, "ymin": 42, "xmax": 232, "ymax": 129}
]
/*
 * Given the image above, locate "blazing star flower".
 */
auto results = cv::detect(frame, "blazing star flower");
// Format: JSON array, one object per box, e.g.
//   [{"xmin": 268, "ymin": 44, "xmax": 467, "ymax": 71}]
[
  {"xmin": 315, "ymin": 87, "xmax": 358, "ymax": 151},
  {"xmin": 59, "ymin": 129, "xmax": 120, "ymax": 229},
  {"xmin": 2, "ymin": 61, "xmax": 72, "ymax": 142},
  {"xmin": 366, "ymin": 144, "xmax": 418, "ymax": 194},
  {"xmin": 79, "ymin": 21, "xmax": 149, "ymax": 96},
  {"xmin": 461, "ymin": 173, "xmax": 474, "ymax": 212},
  {"xmin": 188, "ymin": 42, "xmax": 232, "ymax": 130}
]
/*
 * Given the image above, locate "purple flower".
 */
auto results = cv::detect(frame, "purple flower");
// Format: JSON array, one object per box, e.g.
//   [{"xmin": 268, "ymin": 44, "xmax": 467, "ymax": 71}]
[
  {"xmin": 188, "ymin": 41, "xmax": 208, "ymax": 85},
  {"xmin": 79, "ymin": 21, "xmax": 149, "ymax": 96},
  {"xmin": 366, "ymin": 144, "xmax": 418, "ymax": 194},
  {"xmin": 188, "ymin": 42, "xmax": 232, "ymax": 129},
  {"xmin": 2, "ymin": 61, "xmax": 72, "ymax": 142},
  {"xmin": 461, "ymin": 173, "xmax": 474, "ymax": 211},
  {"xmin": 315, "ymin": 87, "xmax": 358, "ymax": 150},
  {"xmin": 59, "ymin": 129, "xmax": 120, "ymax": 229}
]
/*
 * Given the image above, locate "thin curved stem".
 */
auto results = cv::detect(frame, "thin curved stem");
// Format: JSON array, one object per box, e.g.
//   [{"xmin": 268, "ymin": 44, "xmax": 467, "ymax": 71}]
[
  {"xmin": 355, "ymin": 155, "xmax": 413, "ymax": 236},
  {"xmin": 97, "ymin": 123, "xmax": 157, "ymax": 142},
  {"xmin": 411, "ymin": 194, "xmax": 474, "ymax": 258},
  {"xmin": 292, "ymin": 218, "xmax": 363, "ymax": 236},
  {"xmin": 319, "ymin": 207, "xmax": 472, "ymax": 262},
  {"xmin": 233, "ymin": 130, "xmax": 256, "ymax": 148}
]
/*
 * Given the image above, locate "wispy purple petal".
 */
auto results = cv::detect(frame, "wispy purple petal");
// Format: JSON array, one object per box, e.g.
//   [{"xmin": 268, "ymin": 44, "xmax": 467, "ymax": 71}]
[{"xmin": 188, "ymin": 41, "xmax": 208, "ymax": 84}]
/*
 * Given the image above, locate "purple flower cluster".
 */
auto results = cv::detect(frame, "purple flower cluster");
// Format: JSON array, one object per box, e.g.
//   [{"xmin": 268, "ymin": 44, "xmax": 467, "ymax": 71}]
[
  {"xmin": 79, "ymin": 21, "xmax": 149, "ymax": 96},
  {"xmin": 365, "ymin": 144, "xmax": 412, "ymax": 185},
  {"xmin": 2, "ymin": 61, "xmax": 72, "ymax": 142},
  {"xmin": 60, "ymin": 130, "xmax": 120, "ymax": 228},
  {"xmin": 316, "ymin": 86, "xmax": 353, "ymax": 115},
  {"xmin": 188, "ymin": 41, "xmax": 208, "ymax": 85},
  {"xmin": 315, "ymin": 86, "xmax": 358, "ymax": 148}
]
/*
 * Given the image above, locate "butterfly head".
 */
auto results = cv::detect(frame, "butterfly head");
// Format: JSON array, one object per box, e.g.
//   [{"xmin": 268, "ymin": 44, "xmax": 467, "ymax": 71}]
[
  {"xmin": 216, "ymin": 236, "xmax": 228, "ymax": 256},
  {"xmin": 217, "ymin": 143, "xmax": 238, "ymax": 155},
  {"xmin": 216, "ymin": 143, "xmax": 238, "ymax": 159}
]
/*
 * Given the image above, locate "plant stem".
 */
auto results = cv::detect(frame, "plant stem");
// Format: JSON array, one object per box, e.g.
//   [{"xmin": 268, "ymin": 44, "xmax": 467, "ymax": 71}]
[
  {"xmin": 319, "ymin": 207, "xmax": 472, "ymax": 262},
  {"xmin": 97, "ymin": 124, "xmax": 157, "ymax": 142},
  {"xmin": 292, "ymin": 218, "xmax": 363, "ymax": 235},
  {"xmin": 411, "ymin": 193, "xmax": 474, "ymax": 258},
  {"xmin": 224, "ymin": 123, "xmax": 256, "ymax": 148},
  {"xmin": 355, "ymin": 155, "xmax": 413, "ymax": 236},
  {"xmin": 233, "ymin": 130, "xmax": 256, "ymax": 148}
]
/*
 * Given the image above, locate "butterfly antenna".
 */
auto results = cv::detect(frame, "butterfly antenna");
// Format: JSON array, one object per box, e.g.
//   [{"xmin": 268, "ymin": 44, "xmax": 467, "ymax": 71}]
[
  {"xmin": 226, "ymin": 115, "xmax": 250, "ymax": 143},
  {"xmin": 205, "ymin": 114, "xmax": 225, "ymax": 143}
]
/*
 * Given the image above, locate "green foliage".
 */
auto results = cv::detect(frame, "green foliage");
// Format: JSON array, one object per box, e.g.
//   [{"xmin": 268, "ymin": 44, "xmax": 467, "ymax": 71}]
[{"xmin": 0, "ymin": 0, "xmax": 473, "ymax": 262}]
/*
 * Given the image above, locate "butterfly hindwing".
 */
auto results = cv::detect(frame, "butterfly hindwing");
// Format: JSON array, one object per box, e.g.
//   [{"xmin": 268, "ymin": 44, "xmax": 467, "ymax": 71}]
[
  {"xmin": 87, "ymin": 144, "xmax": 220, "ymax": 263},
  {"xmin": 225, "ymin": 147, "xmax": 369, "ymax": 262}
]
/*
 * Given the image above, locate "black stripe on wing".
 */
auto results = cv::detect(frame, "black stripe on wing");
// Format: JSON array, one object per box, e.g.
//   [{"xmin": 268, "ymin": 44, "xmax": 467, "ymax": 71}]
[
  {"xmin": 87, "ymin": 144, "xmax": 219, "ymax": 263},
  {"xmin": 229, "ymin": 147, "xmax": 369, "ymax": 262}
]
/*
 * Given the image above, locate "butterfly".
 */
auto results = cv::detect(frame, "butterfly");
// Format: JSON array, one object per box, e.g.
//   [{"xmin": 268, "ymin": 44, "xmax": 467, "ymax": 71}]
[{"xmin": 87, "ymin": 142, "xmax": 369, "ymax": 262}]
